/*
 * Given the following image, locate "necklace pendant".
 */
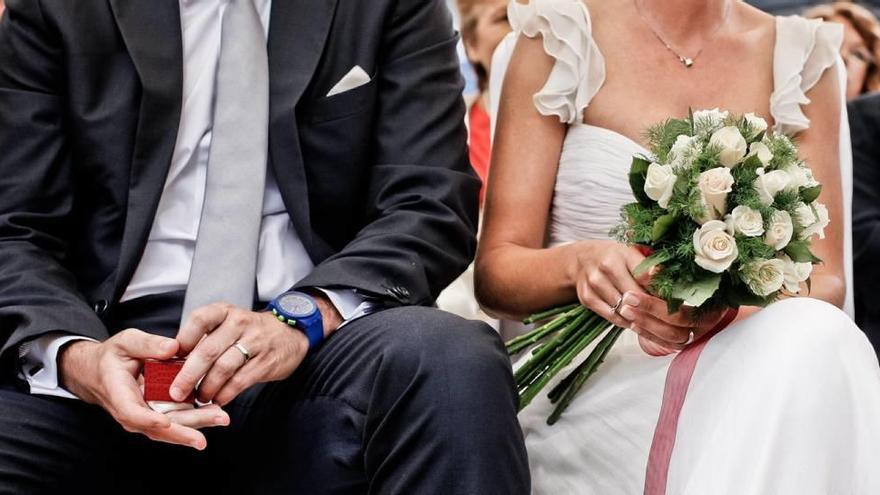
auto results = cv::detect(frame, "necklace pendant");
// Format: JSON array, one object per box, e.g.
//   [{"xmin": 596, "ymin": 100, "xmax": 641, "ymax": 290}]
[{"xmin": 681, "ymin": 56, "xmax": 694, "ymax": 68}]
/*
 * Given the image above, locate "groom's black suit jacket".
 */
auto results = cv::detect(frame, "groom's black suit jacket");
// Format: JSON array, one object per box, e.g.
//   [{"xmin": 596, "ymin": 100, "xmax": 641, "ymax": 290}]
[{"xmin": 0, "ymin": 0, "xmax": 479, "ymax": 371}]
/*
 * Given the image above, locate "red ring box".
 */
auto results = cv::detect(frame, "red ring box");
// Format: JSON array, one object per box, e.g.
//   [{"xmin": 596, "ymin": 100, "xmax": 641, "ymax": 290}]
[{"xmin": 143, "ymin": 359, "xmax": 195, "ymax": 403}]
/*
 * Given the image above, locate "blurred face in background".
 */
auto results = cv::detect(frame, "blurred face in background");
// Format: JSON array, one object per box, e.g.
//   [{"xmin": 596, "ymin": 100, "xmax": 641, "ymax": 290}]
[
  {"xmin": 834, "ymin": 14, "xmax": 875, "ymax": 100},
  {"xmin": 1, "ymin": 0, "xmax": 5, "ymax": 17},
  {"xmin": 461, "ymin": 0, "xmax": 511, "ymax": 88}
]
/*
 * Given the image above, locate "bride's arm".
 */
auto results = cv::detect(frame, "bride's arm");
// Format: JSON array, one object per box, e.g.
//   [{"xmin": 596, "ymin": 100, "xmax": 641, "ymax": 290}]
[
  {"xmin": 475, "ymin": 34, "xmax": 576, "ymax": 320},
  {"xmin": 794, "ymin": 66, "xmax": 846, "ymax": 309},
  {"xmin": 476, "ymin": 35, "xmax": 651, "ymax": 329}
]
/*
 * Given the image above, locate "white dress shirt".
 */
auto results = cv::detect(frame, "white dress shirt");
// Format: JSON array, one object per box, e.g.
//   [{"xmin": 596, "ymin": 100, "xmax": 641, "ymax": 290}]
[{"xmin": 19, "ymin": 0, "xmax": 373, "ymax": 399}]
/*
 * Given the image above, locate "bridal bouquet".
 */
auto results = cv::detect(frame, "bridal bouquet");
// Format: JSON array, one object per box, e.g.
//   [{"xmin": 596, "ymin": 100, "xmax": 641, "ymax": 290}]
[{"xmin": 509, "ymin": 109, "xmax": 829, "ymax": 424}]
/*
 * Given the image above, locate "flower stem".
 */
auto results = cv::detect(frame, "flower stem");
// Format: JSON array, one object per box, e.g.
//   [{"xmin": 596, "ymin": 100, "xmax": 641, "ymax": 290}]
[
  {"xmin": 522, "ymin": 303, "xmax": 580, "ymax": 325},
  {"xmin": 547, "ymin": 327, "xmax": 624, "ymax": 425},
  {"xmin": 513, "ymin": 310, "xmax": 593, "ymax": 391},
  {"xmin": 506, "ymin": 306, "xmax": 584, "ymax": 355},
  {"xmin": 518, "ymin": 315, "xmax": 607, "ymax": 410}
]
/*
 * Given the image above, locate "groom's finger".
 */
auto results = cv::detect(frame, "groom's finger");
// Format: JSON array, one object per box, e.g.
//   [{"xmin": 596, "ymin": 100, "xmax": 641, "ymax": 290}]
[
  {"xmin": 176, "ymin": 302, "xmax": 232, "ymax": 354},
  {"xmin": 164, "ymin": 404, "xmax": 230, "ymax": 430}
]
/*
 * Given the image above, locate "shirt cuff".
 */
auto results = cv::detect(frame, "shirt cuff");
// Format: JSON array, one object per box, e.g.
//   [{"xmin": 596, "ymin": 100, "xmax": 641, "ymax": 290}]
[
  {"xmin": 18, "ymin": 333, "xmax": 99, "ymax": 399},
  {"xmin": 315, "ymin": 288, "xmax": 377, "ymax": 328}
]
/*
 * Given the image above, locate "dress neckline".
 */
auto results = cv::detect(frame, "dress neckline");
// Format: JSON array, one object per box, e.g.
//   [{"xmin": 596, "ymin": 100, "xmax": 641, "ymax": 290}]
[
  {"xmin": 574, "ymin": 123, "xmax": 650, "ymax": 155},
  {"xmin": 576, "ymin": 10, "xmax": 782, "ymax": 148}
]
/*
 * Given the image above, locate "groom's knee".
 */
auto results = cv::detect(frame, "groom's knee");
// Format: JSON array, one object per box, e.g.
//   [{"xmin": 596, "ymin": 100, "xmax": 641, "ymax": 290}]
[{"xmin": 370, "ymin": 306, "xmax": 516, "ymax": 402}]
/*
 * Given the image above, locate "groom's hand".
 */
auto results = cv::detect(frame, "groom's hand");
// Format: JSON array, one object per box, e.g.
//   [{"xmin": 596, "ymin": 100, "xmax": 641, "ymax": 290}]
[
  {"xmin": 58, "ymin": 330, "xmax": 230, "ymax": 450},
  {"xmin": 170, "ymin": 296, "xmax": 342, "ymax": 406}
]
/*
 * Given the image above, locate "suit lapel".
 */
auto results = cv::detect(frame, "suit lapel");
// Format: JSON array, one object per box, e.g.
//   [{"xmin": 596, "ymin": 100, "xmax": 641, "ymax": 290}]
[
  {"xmin": 109, "ymin": 0, "xmax": 183, "ymax": 300},
  {"xmin": 267, "ymin": 0, "xmax": 339, "ymax": 254}
]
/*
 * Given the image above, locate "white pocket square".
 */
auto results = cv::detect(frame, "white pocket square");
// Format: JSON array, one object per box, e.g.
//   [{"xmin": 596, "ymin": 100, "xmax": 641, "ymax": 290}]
[{"xmin": 326, "ymin": 65, "xmax": 371, "ymax": 97}]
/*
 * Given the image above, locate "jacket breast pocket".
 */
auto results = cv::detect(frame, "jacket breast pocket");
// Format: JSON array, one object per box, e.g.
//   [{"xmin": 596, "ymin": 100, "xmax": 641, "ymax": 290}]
[{"xmin": 304, "ymin": 76, "xmax": 379, "ymax": 124}]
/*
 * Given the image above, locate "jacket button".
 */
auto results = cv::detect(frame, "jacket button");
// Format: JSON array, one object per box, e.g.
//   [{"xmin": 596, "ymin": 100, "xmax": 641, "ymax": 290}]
[{"xmin": 93, "ymin": 299, "xmax": 110, "ymax": 316}]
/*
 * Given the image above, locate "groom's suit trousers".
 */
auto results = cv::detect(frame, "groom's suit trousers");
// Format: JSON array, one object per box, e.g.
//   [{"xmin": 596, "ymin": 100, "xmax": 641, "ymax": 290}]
[{"xmin": 0, "ymin": 291, "xmax": 530, "ymax": 494}]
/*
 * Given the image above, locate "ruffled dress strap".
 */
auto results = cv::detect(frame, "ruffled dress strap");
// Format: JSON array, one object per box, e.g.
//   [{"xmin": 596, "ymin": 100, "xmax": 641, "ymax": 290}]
[
  {"xmin": 507, "ymin": 0, "xmax": 606, "ymax": 124},
  {"xmin": 770, "ymin": 15, "xmax": 844, "ymax": 136}
]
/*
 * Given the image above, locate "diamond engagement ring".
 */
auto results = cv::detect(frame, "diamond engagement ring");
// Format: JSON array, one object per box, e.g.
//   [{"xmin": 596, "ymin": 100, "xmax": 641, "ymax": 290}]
[{"xmin": 232, "ymin": 342, "xmax": 251, "ymax": 363}]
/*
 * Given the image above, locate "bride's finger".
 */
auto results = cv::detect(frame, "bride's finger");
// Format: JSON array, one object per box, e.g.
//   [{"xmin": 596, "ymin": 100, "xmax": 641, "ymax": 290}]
[
  {"xmin": 621, "ymin": 292, "xmax": 693, "ymax": 328},
  {"xmin": 577, "ymin": 275, "xmax": 632, "ymax": 329},
  {"xmin": 624, "ymin": 307, "xmax": 691, "ymax": 348},
  {"xmin": 623, "ymin": 247, "xmax": 654, "ymax": 287},
  {"xmin": 630, "ymin": 324, "xmax": 687, "ymax": 351}
]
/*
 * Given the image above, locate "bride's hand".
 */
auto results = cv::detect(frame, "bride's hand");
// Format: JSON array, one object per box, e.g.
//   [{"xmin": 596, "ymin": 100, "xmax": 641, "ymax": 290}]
[{"xmin": 572, "ymin": 241, "xmax": 726, "ymax": 352}]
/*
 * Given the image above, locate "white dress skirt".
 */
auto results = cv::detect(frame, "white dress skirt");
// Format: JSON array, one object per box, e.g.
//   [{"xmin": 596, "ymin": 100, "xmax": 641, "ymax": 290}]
[{"xmin": 489, "ymin": 1, "xmax": 880, "ymax": 493}]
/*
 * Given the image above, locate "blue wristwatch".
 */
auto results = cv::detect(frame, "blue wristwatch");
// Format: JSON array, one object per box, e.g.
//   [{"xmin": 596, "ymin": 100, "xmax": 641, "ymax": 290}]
[{"xmin": 268, "ymin": 291, "xmax": 324, "ymax": 350}]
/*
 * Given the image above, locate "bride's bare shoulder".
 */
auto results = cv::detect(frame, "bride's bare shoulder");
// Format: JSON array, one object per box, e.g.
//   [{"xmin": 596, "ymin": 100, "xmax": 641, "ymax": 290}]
[{"xmin": 737, "ymin": 2, "xmax": 777, "ymax": 36}]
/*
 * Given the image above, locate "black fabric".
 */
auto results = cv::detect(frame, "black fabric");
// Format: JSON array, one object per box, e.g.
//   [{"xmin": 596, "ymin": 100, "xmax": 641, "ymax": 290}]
[
  {"xmin": 0, "ymin": 294, "xmax": 530, "ymax": 494},
  {"xmin": 0, "ymin": 0, "xmax": 479, "ymax": 365},
  {"xmin": 849, "ymin": 93, "xmax": 880, "ymax": 353}
]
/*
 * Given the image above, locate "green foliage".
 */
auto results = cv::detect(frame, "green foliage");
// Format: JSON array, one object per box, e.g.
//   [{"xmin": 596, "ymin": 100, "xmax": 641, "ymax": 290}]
[
  {"xmin": 629, "ymin": 156, "xmax": 653, "ymax": 207},
  {"xmin": 772, "ymin": 189, "xmax": 800, "ymax": 213},
  {"xmin": 785, "ymin": 239, "xmax": 823, "ymax": 263},
  {"xmin": 736, "ymin": 236, "xmax": 775, "ymax": 264},
  {"xmin": 644, "ymin": 118, "xmax": 692, "ymax": 162},
  {"xmin": 765, "ymin": 134, "xmax": 798, "ymax": 170},
  {"xmin": 801, "ymin": 184, "xmax": 822, "ymax": 203}
]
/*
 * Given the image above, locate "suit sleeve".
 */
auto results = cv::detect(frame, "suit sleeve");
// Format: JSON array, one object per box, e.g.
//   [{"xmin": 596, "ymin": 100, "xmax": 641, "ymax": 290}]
[
  {"xmin": 850, "ymin": 96, "xmax": 880, "ymax": 316},
  {"xmin": 294, "ymin": 0, "xmax": 480, "ymax": 306},
  {"xmin": 0, "ymin": 0, "xmax": 109, "ymax": 369}
]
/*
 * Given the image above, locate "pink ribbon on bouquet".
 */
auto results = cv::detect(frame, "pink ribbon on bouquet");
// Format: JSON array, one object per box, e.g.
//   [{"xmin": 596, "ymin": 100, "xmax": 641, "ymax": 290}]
[{"xmin": 643, "ymin": 307, "xmax": 739, "ymax": 495}]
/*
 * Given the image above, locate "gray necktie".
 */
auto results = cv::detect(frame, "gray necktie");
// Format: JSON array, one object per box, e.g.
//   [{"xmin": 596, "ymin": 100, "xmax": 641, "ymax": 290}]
[{"xmin": 181, "ymin": 0, "xmax": 269, "ymax": 322}]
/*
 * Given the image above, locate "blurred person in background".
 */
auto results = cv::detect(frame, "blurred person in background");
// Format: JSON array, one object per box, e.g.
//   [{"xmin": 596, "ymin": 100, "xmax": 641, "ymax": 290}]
[
  {"xmin": 849, "ymin": 88, "xmax": 880, "ymax": 353},
  {"xmin": 458, "ymin": 0, "xmax": 510, "ymax": 203},
  {"xmin": 807, "ymin": 2, "xmax": 880, "ymax": 99}
]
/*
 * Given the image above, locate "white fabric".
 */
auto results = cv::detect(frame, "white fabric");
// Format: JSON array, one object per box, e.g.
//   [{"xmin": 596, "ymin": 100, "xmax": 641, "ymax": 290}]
[
  {"xmin": 493, "ymin": 1, "xmax": 880, "ymax": 492},
  {"xmin": 19, "ymin": 0, "xmax": 374, "ymax": 399},
  {"xmin": 326, "ymin": 65, "xmax": 371, "ymax": 97}
]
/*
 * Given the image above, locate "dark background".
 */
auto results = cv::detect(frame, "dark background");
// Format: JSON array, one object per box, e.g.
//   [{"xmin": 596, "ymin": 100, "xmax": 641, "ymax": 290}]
[{"xmin": 747, "ymin": 0, "xmax": 880, "ymax": 14}]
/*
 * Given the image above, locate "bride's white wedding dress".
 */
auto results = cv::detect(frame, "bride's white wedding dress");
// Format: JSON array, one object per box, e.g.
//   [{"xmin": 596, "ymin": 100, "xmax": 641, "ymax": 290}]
[{"xmin": 489, "ymin": 1, "xmax": 880, "ymax": 493}]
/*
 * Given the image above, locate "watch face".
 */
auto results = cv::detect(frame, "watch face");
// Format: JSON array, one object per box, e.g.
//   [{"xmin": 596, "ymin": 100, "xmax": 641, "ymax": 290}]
[{"xmin": 278, "ymin": 293, "xmax": 316, "ymax": 317}]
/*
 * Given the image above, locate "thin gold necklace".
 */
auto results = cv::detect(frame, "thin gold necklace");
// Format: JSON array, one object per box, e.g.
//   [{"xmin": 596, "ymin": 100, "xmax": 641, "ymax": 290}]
[{"xmin": 634, "ymin": 0, "xmax": 733, "ymax": 68}]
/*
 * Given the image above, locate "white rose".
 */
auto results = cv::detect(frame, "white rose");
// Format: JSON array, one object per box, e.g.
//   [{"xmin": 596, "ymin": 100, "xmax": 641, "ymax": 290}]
[
  {"xmin": 644, "ymin": 162, "xmax": 677, "ymax": 209},
  {"xmin": 753, "ymin": 167, "xmax": 791, "ymax": 206},
  {"xmin": 802, "ymin": 167, "xmax": 820, "ymax": 188},
  {"xmin": 779, "ymin": 253, "xmax": 813, "ymax": 293},
  {"xmin": 793, "ymin": 202, "xmax": 817, "ymax": 229},
  {"xmin": 747, "ymin": 142, "xmax": 773, "ymax": 166},
  {"xmin": 763, "ymin": 209, "xmax": 794, "ymax": 250},
  {"xmin": 668, "ymin": 134, "xmax": 702, "ymax": 168},
  {"xmin": 728, "ymin": 205, "xmax": 764, "ymax": 237},
  {"xmin": 709, "ymin": 126, "xmax": 748, "ymax": 167},
  {"xmin": 799, "ymin": 202, "xmax": 830, "ymax": 240},
  {"xmin": 741, "ymin": 258, "xmax": 786, "ymax": 296},
  {"xmin": 782, "ymin": 163, "xmax": 808, "ymax": 190},
  {"xmin": 693, "ymin": 220, "xmax": 739, "ymax": 273},
  {"xmin": 693, "ymin": 108, "xmax": 729, "ymax": 133},
  {"xmin": 743, "ymin": 112, "xmax": 768, "ymax": 138},
  {"xmin": 697, "ymin": 167, "xmax": 735, "ymax": 223}
]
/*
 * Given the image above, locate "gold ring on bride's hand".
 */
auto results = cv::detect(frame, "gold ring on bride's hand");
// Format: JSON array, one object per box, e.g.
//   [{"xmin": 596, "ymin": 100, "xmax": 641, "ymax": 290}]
[{"xmin": 610, "ymin": 296, "xmax": 624, "ymax": 315}]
